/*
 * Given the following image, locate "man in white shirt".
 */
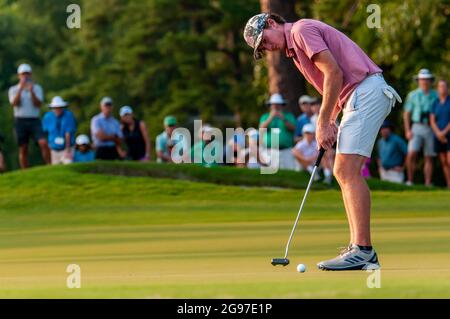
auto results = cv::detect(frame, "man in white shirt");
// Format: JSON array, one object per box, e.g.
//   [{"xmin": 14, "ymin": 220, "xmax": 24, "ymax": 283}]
[{"xmin": 8, "ymin": 64, "xmax": 50, "ymax": 168}]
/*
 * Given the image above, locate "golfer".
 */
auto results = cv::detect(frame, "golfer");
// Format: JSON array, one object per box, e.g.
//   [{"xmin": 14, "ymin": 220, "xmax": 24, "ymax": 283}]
[{"xmin": 244, "ymin": 14, "xmax": 401, "ymax": 270}]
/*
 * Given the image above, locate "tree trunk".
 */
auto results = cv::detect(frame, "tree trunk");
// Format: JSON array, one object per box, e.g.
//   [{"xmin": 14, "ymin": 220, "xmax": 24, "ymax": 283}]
[{"xmin": 260, "ymin": 0, "xmax": 305, "ymax": 114}]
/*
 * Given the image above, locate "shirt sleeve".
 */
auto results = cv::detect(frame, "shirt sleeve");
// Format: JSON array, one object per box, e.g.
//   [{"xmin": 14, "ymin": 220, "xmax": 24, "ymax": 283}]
[
  {"xmin": 286, "ymin": 112, "xmax": 297, "ymax": 126},
  {"xmin": 115, "ymin": 121, "xmax": 124, "ymax": 139},
  {"xmin": 155, "ymin": 135, "xmax": 163, "ymax": 152},
  {"xmin": 404, "ymin": 92, "xmax": 414, "ymax": 112},
  {"xmin": 33, "ymin": 85, "xmax": 44, "ymax": 102},
  {"xmin": 63, "ymin": 112, "xmax": 77, "ymax": 134},
  {"xmin": 430, "ymin": 99, "xmax": 438, "ymax": 115},
  {"xmin": 292, "ymin": 21, "xmax": 329, "ymax": 60},
  {"xmin": 8, "ymin": 86, "xmax": 17, "ymax": 105},
  {"xmin": 259, "ymin": 113, "xmax": 268, "ymax": 127},
  {"xmin": 42, "ymin": 113, "xmax": 49, "ymax": 133},
  {"xmin": 91, "ymin": 117, "xmax": 100, "ymax": 138}
]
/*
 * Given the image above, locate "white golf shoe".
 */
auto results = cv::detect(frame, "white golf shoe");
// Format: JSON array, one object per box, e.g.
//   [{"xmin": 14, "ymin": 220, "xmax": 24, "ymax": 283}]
[{"xmin": 317, "ymin": 244, "xmax": 380, "ymax": 271}]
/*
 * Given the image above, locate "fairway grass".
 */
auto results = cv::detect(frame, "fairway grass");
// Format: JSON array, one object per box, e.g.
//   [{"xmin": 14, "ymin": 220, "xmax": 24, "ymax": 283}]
[{"xmin": 0, "ymin": 165, "xmax": 449, "ymax": 298}]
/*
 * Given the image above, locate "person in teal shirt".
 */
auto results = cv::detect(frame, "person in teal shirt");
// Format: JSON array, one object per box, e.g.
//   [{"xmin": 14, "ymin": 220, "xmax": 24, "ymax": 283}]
[
  {"xmin": 190, "ymin": 124, "xmax": 220, "ymax": 167},
  {"xmin": 259, "ymin": 93, "xmax": 296, "ymax": 149},
  {"xmin": 403, "ymin": 69, "xmax": 438, "ymax": 186}
]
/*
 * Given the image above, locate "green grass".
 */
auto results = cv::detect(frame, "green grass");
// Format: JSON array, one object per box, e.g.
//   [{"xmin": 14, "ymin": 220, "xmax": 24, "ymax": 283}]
[{"xmin": 0, "ymin": 164, "xmax": 449, "ymax": 298}]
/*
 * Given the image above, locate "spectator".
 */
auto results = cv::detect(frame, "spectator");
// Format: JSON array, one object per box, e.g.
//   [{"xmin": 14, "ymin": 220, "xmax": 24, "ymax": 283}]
[
  {"xmin": 243, "ymin": 129, "xmax": 262, "ymax": 169},
  {"xmin": 403, "ymin": 69, "xmax": 438, "ymax": 186},
  {"xmin": 156, "ymin": 116, "xmax": 179, "ymax": 163},
  {"xmin": 259, "ymin": 93, "xmax": 297, "ymax": 170},
  {"xmin": 430, "ymin": 79, "xmax": 450, "ymax": 188},
  {"xmin": 294, "ymin": 95, "xmax": 314, "ymax": 143},
  {"xmin": 190, "ymin": 124, "xmax": 220, "ymax": 167},
  {"xmin": 376, "ymin": 120, "xmax": 408, "ymax": 184},
  {"xmin": 42, "ymin": 96, "xmax": 77, "ymax": 165},
  {"xmin": 74, "ymin": 134, "xmax": 95, "ymax": 163},
  {"xmin": 119, "ymin": 106, "xmax": 151, "ymax": 161},
  {"xmin": 90, "ymin": 97, "xmax": 125, "ymax": 160},
  {"xmin": 8, "ymin": 63, "xmax": 50, "ymax": 168},
  {"xmin": 225, "ymin": 130, "xmax": 246, "ymax": 166},
  {"xmin": 310, "ymin": 97, "xmax": 321, "ymax": 128},
  {"xmin": 292, "ymin": 123, "xmax": 332, "ymax": 183}
]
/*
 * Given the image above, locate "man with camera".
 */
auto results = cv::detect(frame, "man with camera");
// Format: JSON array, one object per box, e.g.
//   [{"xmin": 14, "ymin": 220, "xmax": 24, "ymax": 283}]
[
  {"xmin": 8, "ymin": 63, "xmax": 50, "ymax": 169},
  {"xmin": 403, "ymin": 69, "xmax": 438, "ymax": 186}
]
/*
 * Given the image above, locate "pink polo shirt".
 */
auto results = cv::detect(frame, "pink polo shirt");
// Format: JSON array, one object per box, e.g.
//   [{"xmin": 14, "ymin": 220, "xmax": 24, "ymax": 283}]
[{"xmin": 285, "ymin": 19, "xmax": 382, "ymax": 109}]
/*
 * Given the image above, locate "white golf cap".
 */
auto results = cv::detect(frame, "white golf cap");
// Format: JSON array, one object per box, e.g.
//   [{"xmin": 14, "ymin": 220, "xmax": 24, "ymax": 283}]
[
  {"xmin": 302, "ymin": 123, "xmax": 316, "ymax": 134},
  {"xmin": 267, "ymin": 93, "xmax": 287, "ymax": 105},
  {"xmin": 18, "ymin": 64, "xmax": 32, "ymax": 74},
  {"xmin": 100, "ymin": 96, "xmax": 113, "ymax": 105},
  {"xmin": 76, "ymin": 134, "xmax": 90, "ymax": 145},
  {"xmin": 202, "ymin": 124, "xmax": 214, "ymax": 133},
  {"xmin": 119, "ymin": 105, "xmax": 133, "ymax": 117},
  {"xmin": 415, "ymin": 68, "xmax": 434, "ymax": 80},
  {"xmin": 49, "ymin": 96, "xmax": 68, "ymax": 108},
  {"xmin": 298, "ymin": 95, "xmax": 313, "ymax": 104}
]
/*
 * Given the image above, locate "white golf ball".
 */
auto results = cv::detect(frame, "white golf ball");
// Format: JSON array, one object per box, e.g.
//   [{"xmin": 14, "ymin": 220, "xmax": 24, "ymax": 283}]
[{"xmin": 297, "ymin": 263, "xmax": 306, "ymax": 273}]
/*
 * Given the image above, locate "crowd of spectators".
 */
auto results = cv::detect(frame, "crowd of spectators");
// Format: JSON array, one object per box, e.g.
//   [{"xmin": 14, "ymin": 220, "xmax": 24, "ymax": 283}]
[{"xmin": 2, "ymin": 64, "xmax": 449, "ymax": 188}]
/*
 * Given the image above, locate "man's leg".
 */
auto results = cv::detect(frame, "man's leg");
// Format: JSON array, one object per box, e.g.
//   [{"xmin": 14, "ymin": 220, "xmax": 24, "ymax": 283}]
[
  {"xmin": 406, "ymin": 151, "xmax": 417, "ymax": 183},
  {"xmin": 19, "ymin": 144, "xmax": 29, "ymax": 169},
  {"xmin": 442, "ymin": 152, "xmax": 450, "ymax": 188},
  {"xmin": 334, "ymin": 153, "xmax": 371, "ymax": 246},
  {"xmin": 38, "ymin": 139, "xmax": 51, "ymax": 165},
  {"xmin": 424, "ymin": 156, "xmax": 433, "ymax": 186}
]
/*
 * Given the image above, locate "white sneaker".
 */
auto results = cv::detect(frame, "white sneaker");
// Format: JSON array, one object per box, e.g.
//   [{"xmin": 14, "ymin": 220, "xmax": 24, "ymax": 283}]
[
  {"xmin": 317, "ymin": 244, "xmax": 380, "ymax": 271},
  {"xmin": 405, "ymin": 181, "xmax": 413, "ymax": 186}
]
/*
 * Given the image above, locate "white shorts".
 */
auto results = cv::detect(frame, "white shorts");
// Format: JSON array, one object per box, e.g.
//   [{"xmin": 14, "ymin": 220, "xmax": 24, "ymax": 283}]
[{"xmin": 337, "ymin": 74, "xmax": 401, "ymax": 158}]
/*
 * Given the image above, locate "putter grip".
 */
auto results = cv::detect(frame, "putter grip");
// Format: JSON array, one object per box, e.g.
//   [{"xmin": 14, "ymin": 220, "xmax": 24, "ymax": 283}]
[{"xmin": 315, "ymin": 148, "xmax": 326, "ymax": 167}]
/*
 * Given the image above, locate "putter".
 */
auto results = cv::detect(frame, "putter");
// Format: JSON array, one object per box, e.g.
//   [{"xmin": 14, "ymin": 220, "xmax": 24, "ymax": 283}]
[{"xmin": 271, "ymin": 147, "xmax": 326, "ymax": 266}]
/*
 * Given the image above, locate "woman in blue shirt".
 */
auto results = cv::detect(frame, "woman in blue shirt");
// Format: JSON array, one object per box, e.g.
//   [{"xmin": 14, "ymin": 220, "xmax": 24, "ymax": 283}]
[{"xmin": 430, "ymin": 79, "xmax": 450, "ymax": 188}]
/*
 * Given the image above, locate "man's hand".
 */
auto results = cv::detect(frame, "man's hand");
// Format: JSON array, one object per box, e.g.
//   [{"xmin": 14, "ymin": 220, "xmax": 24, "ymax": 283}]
[
  {"xmin": 316, "ymin": 121, "xmax": 338, "ymax": 150},
  {"xmin": 437, "ymin": 131, "xmax": 448, "ymax": 144},
  {"xmin": 405, "ymin": 130, "xmax": 413, "ymax": 141}
]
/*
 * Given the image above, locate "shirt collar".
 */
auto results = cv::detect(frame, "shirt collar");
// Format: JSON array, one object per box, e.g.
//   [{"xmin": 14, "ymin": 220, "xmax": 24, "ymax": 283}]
[{"xmin": 284, "ymin": 23, "xmax": 295, "ymax": 58}]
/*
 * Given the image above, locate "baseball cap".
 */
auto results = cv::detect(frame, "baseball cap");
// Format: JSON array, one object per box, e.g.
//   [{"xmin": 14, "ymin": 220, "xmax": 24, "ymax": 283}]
[
  {"xmin": 164, "ymin": 116, "xmax": 177, "ymax": 127},
  {"xmin": 18, "ymin": 64, "xmax": 32, "ymax": 74},
  {"xmin": 243, "ymin": 13, "xmax": 269, "ymax": 60},
  {"xmin": 302, "ymin": 123, "xmax": 316, "ymax": 134},
  {"xmin": 380, "ymin": 120, "xmax": 394, "ymax": 129},
  {"xmin": 49, "ymin": 96, "xmax": 68, "ymax": 108},
  {"xmin": 298, "ymin": 95, "xmax": 314, "ymax": 104},
  {"xmin": 100, "ymin": 96, "xmax": 113, "ymax": 106},
  {"xmin": 119, "ymin": 105, "xmax": 133, "ymax": 117},
  {"xmin": 76, "ymin": 134, "xmax": 90, "ymax": 145}
]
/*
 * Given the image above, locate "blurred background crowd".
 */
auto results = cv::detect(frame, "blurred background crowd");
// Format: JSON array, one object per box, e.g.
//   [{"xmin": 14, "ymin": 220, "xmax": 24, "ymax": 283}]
[{"xmin": 0, "ymin": 0, "xmax": 448, "ymax": 188}]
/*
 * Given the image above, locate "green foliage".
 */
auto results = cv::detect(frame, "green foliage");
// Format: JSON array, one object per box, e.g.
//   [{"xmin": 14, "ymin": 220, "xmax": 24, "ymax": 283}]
[{"xmin": 0, "ymin": 0, "xmax": 448, "ymax": 170}]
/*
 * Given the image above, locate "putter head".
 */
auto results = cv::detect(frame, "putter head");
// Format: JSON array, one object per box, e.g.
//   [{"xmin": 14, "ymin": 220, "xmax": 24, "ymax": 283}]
[{"xmin": 271, "ymin": 258, "xmax": 290, "ymax": 266}]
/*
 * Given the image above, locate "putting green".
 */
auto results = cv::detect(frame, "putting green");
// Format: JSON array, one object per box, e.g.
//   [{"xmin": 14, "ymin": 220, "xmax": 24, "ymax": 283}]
[{"xmin": 0, "ymin": 165, "xmax": 449, "ymax": 298}]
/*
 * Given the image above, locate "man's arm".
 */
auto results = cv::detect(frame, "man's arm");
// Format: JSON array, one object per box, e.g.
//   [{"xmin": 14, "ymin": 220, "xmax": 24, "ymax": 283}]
[
  {"xmin": 30, "ymin": 86, "xmax": 42, "ymax": 107},
  {"xmin": 312, "ymin": 50, "xmax": 342, "ymax": 149},
  {"xmin": 10, "ymin": 86, "xmax": 23, "ymax": 107},
  {"xmin": 139, "ymin": 121, "xmax": 151, "ymax": 159}
]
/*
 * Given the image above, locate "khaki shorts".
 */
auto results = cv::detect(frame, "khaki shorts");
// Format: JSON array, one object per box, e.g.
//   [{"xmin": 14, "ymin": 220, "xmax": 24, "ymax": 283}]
[
  {"xmin": 51, "ymin": 148, "xmax": 74, "ymax": 165},
  {"xmin": 408, "ymin": 123, "xmax": 436, "ymax": 157},
  {"xmin": 337, "ymin": 74, "xmax": 401, "ymax": 158}
]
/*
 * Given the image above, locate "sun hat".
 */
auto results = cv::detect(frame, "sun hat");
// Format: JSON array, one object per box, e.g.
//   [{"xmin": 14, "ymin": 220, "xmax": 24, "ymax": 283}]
[
  {"xmin": 266, "ymin": 93, "xmax": 287, "ymax": 105},
  {"xmin": 49, "ymin": 96, "xmax": 68, "ymax": 108},
  {"xmin": 75, "ymin": 134, "xmax": 91, "ymax": 146},
  {"xmin": 119, "ymin": 105, "xmax": 133, "ymax": 117},
  {"xmin": 17, "ymin": 64, "xmax": 32, "ymax": 74},
  {"xmin": 302, "ymin": 123, "xmax": 316, "ymax": 134},
  {"xmin": 414, "ymin": 69, "xmax": 434, "ymax": 80},
  {"xmin": 243, "ymin": 13, "xmax": 270, "ymax": 60}
]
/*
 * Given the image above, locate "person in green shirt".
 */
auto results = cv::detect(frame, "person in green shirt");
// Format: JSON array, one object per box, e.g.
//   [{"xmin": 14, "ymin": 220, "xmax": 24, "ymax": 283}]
[
  {"xmin": 190, "ymin": 124, "xmax": 220, "ymax": 167},
  {"xmin": 259, "ymin": 93, "xmax": 296, "ymax": 149},
  {"xmin": 403, "ymin": 69, "xmax": 438, "ymax": 186}
]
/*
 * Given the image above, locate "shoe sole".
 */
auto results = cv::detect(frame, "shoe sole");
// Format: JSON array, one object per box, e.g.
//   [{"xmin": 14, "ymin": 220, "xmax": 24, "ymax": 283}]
[{"xmin": 317, "ymin": 262, "xmax": 381, "ymax": 271}]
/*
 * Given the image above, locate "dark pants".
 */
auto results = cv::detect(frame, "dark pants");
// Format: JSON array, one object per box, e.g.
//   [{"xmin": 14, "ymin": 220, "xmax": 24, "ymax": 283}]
[
  {"xmin": 95, "ymin": 146, "xmax": 120, "ymax": 160},
  {"xmin": 14, "ymin": 118, "xmax": 45, "ymax": 146}
]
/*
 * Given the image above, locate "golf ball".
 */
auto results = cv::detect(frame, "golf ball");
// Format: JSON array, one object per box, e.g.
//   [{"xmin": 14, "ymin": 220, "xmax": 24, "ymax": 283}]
[{"xmin": 297, "ymin": 264, "xmax": 306, "ymax": 273}]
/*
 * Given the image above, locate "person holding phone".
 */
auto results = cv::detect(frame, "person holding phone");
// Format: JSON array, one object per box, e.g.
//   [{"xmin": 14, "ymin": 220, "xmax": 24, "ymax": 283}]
[{"xmin": 8, "ymin": 63, "xmax": 50, "ymax": 168}]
